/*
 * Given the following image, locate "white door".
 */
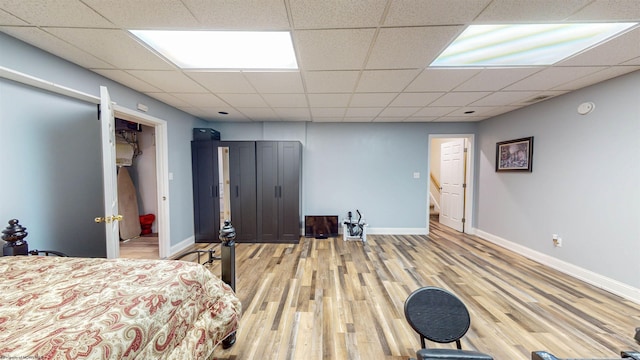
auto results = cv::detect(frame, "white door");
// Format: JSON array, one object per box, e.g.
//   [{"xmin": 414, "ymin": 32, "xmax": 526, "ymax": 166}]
[
  {"xmin": 99, "ymin": 86, "xmax": 120, "ymax": 258},
  {"xmin": 439, "ymin": 139, "xmax": 465, "ymax": 232}
]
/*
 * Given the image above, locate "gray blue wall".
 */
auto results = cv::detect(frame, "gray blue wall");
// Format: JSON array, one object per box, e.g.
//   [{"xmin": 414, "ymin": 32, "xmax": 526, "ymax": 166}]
[
  {"xmin": 212, "ymin": 121, "xmax": 478, "ymax": 231},
  {"xmin": 476, "ymin": 70, "xmax": 640, "ymax": 289}
]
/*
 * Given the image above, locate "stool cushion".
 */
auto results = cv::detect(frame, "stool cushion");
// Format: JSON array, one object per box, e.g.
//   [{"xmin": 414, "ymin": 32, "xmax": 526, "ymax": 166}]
[{"xmin": 417, "ymin": 348, "xmax": 493, "ymax": 360}]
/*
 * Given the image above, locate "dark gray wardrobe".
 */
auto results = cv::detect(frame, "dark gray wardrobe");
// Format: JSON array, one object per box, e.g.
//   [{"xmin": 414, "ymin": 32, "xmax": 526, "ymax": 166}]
[
  {"xmin": 256, "ymin": 141, "xmax": 302, "ymax": 242},
  {"xmin": 191, "ymin": 140, "xmax": 301, "ymax": 243},
  {"xmin": 191, "ymin": 140, "xmax": 220, "ymax": 242}
]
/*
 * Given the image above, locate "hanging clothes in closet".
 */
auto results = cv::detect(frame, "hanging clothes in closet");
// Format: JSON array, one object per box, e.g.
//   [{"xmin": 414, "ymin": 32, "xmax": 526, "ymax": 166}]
[{"xmin": 116, "ymin": 130, "xmax": 142, "ymax": 240}]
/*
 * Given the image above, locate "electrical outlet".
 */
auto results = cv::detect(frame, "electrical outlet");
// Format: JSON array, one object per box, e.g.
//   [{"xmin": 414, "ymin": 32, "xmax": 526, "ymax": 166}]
[{"xmin": 552, "ymin": 234, "xmax": 562, "ymax": 247}]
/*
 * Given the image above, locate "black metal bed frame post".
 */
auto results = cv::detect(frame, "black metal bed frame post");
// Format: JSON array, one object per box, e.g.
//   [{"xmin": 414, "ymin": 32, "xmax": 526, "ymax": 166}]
[
  {"xmin": 219, "ymin": 220, "xmax": 237, "ymax": 348},
  {"xmin": 219, "ymin": 220, "xmax": 236, "ymax": 291}
]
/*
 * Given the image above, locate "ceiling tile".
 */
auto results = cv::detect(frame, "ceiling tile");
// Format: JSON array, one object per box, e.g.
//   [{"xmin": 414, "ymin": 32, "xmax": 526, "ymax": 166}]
[
  {"xmin": 92, "ymin": 69, "xmax": 161, "ymax": 92},
  {"xmin": 289, "ymin": 0, "xmax": 387, "ymax": 29},
  {"xmin": 356, "ymin": 70, "xmax": 421, "ymax": 92},
  {"xmin": 430, "ymin": 92, "xmax": 491, "ymax": 106},
  {"xmin": 262, "ymin": 93, "xmax": 308, "ymax": 108},
  {"xmin": 558, "ymin": 27, "xmax": 640, "ymax": 66},
  {"xmin": 378, "ymin": 107, "xmax": 420, "ymax": 117},
  {"xmin": 128, "ymin": 70, "xmax": 208, "ymax": 92},
  {"xmin": 344, "ymin": 107, "xmax": 384, "ymax": 117},
  {"xmin": 308, "ymin": 93, "xmax": 351, "ymax": 107},
  {"xmin": 83, "ymin": 0, "xmax": 197, "ymax": 28},
  {"xmin": 193, "ymin": 107, "xmax": 250, "ymax": 121},
  {"xmin": 470, "ymin": 91, "xmax": 539, "ymax": 106},
  {"xmin": 243, "ymin": 71, "xmax": 304, "ymax": 93},
  {"xmin": 186, "ymin": 72, "xmax": 255, "ymax": 93},
  {"xmin": 405, "ymin": 116, "xmax": 439, "ymax": 122},
  {"xmin": 413, "ymin": 107, "xmax": 457, "ymax": 117},
  {"xmin": 310, "ymin": 108, "xmax": 346, "ymax": 117},
  {"xmin": 474, "ymin": 106, "xmax": 520, "ymax": 117},
  {"xmin": 273, "ymin": 108, "xmax": 311, "ymax": 121},
  {"xmin": 171, "ymin": 93, "xmax": 228, "ymax": 107},
  {"xmin": 621, "ymin": 57, "xmax": 640, "ymax": 66},
  {"xmin": 350, "ymin": 93, "xmax": 398, "ymax": 107},
  {"xmin": 46, "ymin": 28, "xmax": 173, "ymax": 70},
  {"xmin": 366, "ymin": 26, "xmax": 463, "ymax": 69},
  {"xmin": 0, "ymin": 9, "xmax": 28, "ymax": 25},
  {"xmin": 294, "ymin": 29, "xmax": 376, "ymax": 70},
  {"xmin": 389, "ymin": 92, "xmax": 443, "ymax": 107},
  {"xmin": 0, "ymin": 0, "xmax": 115, "ymax": 27},
  {"xmin": 475, "ymin": 0, "xmax": 592, "ymax": 22},
  {"xmin": 1, "ymin": 26, "xmax": 115, "ymax": 69},
  {"xmin": 384, "ymin": 0, "xmax": 491, "ymax": 26},
  {"xmin": 217, "ymin": 93, "xmax": 268, "ymax": 107},
  {"xmin": 566, "ymin": 0, "xmax": 640, "ymax": 21},
  {"xmin": 455, "ymin": 68, "xmax": 542, "ymax": 91},
  {"xmin": 553, "ymin": 66, "xmax": 640, "ymax": 91},
  {"xmin": 504, "ymin": 67, "xmax": 607, "ymax": 91},
  {"xmin": 344, "ymin": 117, "xmax": 375, "ymax": 122},
  {"xmin": 145, "ymin": 92, "xmax": 191, "ymax": 108},
  {"xmin": 184, "ymin": 0, "xmax": 289, "ymax": 29},
  {"xmin": 303, "ymin": 71, "xmax": 359, "ymax": 93},
  {"xmin": 406, "ymin": 69, "xmax": 480, "ymax": 92},
  {"xmin": 237, "ymin": 107, "xmax": 278, "ymax": 120}
]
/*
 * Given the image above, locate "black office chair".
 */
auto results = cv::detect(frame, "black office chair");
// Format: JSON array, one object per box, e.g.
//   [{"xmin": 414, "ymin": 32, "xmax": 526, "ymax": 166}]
[
  {"xmin": 532, "ymin": 351, "xmax": 640, "ymax": 360},
  {"xmin": 404, "ymin": 286, "xmax": 493, "ymax": 360}
]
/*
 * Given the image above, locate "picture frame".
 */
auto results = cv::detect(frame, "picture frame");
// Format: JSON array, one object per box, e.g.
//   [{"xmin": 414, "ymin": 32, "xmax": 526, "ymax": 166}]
[{"xmin": 496, "ymin": 136, "xmax": 534, "ymax": 172}]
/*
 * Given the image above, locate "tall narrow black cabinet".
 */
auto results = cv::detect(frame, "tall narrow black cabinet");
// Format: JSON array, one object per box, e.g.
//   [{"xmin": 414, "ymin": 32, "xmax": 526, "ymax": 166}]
[
  {"xmin": 256, "ymin": 141, "xmax": 302, "ymax": 242},
  {"xmin": 223, "ymin": 141, "xmax": 257, "ymax": 242},
  {"xmin": 191, "ymin": 140, "xmax": 220, "ymax": 242}
]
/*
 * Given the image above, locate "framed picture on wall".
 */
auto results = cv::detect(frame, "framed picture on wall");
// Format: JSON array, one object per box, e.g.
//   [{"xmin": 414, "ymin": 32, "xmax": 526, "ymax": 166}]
[{"xmin": 496, "ymin": 137, "xmax": 534, "ymax": 172}]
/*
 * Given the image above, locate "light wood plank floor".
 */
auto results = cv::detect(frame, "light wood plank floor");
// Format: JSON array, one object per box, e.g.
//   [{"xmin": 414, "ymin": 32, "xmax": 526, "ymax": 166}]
[
  {"xmin": 120, "ymin": 234, "xmax": 159, "ymax": 259},
  {"xmin": 177, "ymin": 222, "xmax": 639, "ymax": 359}
]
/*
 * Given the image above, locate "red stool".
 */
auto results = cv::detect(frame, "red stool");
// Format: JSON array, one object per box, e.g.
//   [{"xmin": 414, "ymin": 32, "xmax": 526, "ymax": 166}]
[{"xmin": 139, "ymin": 214, "xmax": 155, "ymax": 235}]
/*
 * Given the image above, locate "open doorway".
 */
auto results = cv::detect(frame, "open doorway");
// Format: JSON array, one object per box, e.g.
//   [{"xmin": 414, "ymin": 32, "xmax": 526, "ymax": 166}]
[
  {"xmin": 117, "ymin": 120, "xmax": 159, "ymax": 259},
  {"xmin": 428, "ymin": 134, "xmax": 475, "ymax": 234},
  {"xmin": 111, "ymin": 105, "xmax": 170, "ymax": 259}
]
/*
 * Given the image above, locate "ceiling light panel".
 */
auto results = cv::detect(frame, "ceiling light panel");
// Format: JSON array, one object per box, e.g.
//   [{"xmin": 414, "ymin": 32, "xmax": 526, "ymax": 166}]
[
  {"xmin": 431, "ymin": 23, "xmax": 638, "ymax": 67},
  {"xmin": 131, "ymin": 30, "xmax": 298, "ymax": 69}
]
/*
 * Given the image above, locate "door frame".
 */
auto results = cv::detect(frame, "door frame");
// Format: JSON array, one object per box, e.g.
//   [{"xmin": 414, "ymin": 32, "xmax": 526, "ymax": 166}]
[
  {"xmin": 113, "ymin": 105, "xmax": 171, "ymax": 259},
  {"xmin": 427, "ymin": 134, "xmax": 475, "ymax": 235}
]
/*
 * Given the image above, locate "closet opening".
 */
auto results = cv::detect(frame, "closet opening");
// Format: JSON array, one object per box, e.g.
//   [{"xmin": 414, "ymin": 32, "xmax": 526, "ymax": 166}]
[{"xmin": 117, "ymin": 118, "xmax": 160, "ymax": 259}]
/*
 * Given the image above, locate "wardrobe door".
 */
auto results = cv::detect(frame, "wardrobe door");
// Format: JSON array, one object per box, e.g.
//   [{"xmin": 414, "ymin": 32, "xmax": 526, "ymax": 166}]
[
  {"xmin": 191, "ymin": 140, "xmax": 219, "ymax": 242},
  {"xmin": 256, "ymin": 141, "xmax": 302, "ymax": 243},
  {"xmin": 256, "ymin": 141, "xmax": 279, "ymax": 241},
  {"xmin": 278, "ymin": 141, "xmax": 301, "ymax": 242},
  {"xmin": 227, "ymin": 141, "xmax": 257, "ymax": 242}
]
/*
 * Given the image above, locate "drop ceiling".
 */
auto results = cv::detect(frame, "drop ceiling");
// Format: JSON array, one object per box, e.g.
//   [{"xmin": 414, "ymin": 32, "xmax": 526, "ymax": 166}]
[{"xmin": 1, "ymin": 0, "xmax": 639, "ymax": 123}]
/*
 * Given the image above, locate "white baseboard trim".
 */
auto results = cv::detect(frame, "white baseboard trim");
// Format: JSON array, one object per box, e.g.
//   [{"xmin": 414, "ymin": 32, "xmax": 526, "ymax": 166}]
[
  {"xmin": 474, "ymin": 228, "xmax": 640, "ymax": 304},
  {"xmin": 334, "ymin": 227, "xmax": 429, "ymax": 236},
  {"xmin": 169, "ymin": 235, "xmax": 195, "ymax": 258},
  {"xmin": 367, "ymin": 227, "xmax": 428, "ymax": 235}
]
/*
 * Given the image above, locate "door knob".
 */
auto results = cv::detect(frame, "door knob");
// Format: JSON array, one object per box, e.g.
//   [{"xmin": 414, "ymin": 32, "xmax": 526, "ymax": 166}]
[{"xmin": 94, "ymin": 215, "xmax": 123, "ymax": 223}]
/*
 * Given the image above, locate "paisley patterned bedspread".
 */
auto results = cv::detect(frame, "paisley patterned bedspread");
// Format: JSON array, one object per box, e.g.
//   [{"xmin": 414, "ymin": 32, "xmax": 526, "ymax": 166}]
[{"xmin": 0, "ymin": 256, "xmax": 241, "ymax": 359}]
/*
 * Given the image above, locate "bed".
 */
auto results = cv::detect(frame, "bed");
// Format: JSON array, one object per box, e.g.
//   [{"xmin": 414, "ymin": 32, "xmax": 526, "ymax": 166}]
[{"xmin": 0, "ymin": 255, "xmax": 241, "ymax": 359}]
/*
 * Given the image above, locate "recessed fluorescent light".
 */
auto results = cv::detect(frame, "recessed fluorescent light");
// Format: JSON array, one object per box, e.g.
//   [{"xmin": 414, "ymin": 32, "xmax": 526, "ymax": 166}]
[
  {"xmin": 130, "ymin": 30, "xmax": 298, "ymax": 69},
  {"xmin": 431, "ymin": 23, "xmax": 637, "ymax": 67}
]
